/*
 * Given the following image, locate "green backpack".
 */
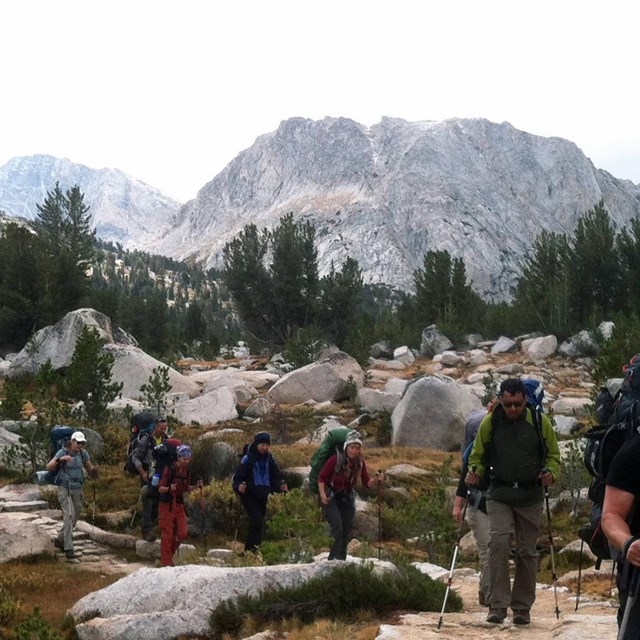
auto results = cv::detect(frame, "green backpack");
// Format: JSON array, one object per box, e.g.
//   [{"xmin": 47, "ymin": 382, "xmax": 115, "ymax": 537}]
[{"xmin": 308, "ymin": 427, "xmax": 350, "ymax": 494}]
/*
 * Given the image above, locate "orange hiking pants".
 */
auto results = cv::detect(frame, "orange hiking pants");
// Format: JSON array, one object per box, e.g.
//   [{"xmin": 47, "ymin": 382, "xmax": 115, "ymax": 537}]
[{"xmin": 158, "ymin": 500, "xmax": 187, "ymax": 566}]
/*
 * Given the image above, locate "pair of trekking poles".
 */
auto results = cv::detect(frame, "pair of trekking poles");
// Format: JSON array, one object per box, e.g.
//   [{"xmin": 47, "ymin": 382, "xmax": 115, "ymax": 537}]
[{"xmin": 437, "ymin": 473, "xmax": 560, "ymax": 628}]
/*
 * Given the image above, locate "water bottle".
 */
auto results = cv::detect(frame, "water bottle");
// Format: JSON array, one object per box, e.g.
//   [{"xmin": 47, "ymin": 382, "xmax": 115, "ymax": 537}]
[{"xmin": 151, "ymin": 472, "xmax": 160, "ymax": 487}]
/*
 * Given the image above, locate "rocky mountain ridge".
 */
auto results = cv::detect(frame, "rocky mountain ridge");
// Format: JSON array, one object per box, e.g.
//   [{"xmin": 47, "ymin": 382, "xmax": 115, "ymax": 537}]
[
  {"xmin": 151, "ymin": 116, "xmax": 640, "ymax": 300},
  {"xmin": 0, "ymin": 154, "xmax": 179, "ymax": 250}
]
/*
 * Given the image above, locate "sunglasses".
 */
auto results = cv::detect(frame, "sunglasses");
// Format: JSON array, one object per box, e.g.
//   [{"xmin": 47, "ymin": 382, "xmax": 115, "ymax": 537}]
[{"xmin": 502, "ymin": 401, "xmax": 525, "ymax": 409}]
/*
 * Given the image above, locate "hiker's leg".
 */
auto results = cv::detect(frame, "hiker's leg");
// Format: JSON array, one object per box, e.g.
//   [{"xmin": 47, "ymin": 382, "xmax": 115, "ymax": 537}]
[
  {"xmin": 240, "ymin": 494, "xmax": 265, "ymax": 552},
  {"xmin": 486, "ymin": 499, "xmax": 515, "ymax": 609},
  {"xmin": 467, "ymin": 505, "xmax": 491, "ymax": 604},
  {"xmin": 158, "ymin": 502, "xmax": 174, "ymax": 566},
  {"xmin": 58, "ymin": 486, "xmax": 75, "ymax": 552},
  {"xmin": 174, "ymin": 504, "xmax": 188, "ymax": 550},
  {"xmin": 323, "ymin": 499, "xmax": 344, "ymax": 559},
  {"xmin": 337, "ymin": 494, "xmax": 356, "ymax": 560},
  {"xmin": 510, "ymin": 502, "xmax": 543, "ymax": 611},
  {"xmin": 150, "ymin": 487, "xmax": 160, "ymax": 528},
  {"xmin": 69, "ymin": 488, "xmax": 83, "ymax": 528},
  {"xmin": 141, "ymin": 483, "xmax": 155, "ymax": 537}
]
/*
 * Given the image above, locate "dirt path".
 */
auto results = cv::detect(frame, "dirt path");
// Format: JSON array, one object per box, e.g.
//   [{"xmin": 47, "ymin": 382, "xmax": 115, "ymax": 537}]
[{"xmin": 376, "ymin": 569, "xmax": 619, "ymax": 640}]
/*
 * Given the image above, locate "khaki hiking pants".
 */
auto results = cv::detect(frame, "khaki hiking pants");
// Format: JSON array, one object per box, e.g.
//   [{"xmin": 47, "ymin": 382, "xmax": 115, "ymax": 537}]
[
  {"xmin": 467, "ymin": 505, "xmax": 490, "ymax": 602},
  {"xmin": 486, "ymin": 499, "xmax": 543, "ymax": 611}
]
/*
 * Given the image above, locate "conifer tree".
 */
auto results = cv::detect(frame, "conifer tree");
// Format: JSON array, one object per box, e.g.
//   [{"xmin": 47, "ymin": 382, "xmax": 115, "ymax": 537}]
[
  {"xmin": 64, "ymin": 326, "xmax": 122, "ymax": 423},
  {"xmin": 35, "ymin": 183, "xmax": 95, "ymax": 324}
]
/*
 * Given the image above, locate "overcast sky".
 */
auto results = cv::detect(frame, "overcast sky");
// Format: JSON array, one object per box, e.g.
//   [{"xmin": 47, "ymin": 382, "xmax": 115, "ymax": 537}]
[{"xmin": 2, "ymin": 1, "xmax": 638, "ymax": 203}]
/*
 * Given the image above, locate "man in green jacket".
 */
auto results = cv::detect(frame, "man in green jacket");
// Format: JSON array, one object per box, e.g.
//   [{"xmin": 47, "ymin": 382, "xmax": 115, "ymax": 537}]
[{"xmin": 466, "ymin": 378, "xmax": 560, "ymax": 626}]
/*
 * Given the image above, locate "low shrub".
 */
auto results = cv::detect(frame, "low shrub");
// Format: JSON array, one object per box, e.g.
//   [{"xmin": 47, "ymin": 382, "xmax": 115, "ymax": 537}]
[{"xmin": 209, "ymin": 561, "xmax": 461, "ymax": 639}]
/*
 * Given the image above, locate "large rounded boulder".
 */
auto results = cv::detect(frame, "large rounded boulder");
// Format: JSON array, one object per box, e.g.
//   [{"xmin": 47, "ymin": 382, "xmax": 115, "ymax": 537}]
[{"xmin": 391, "ymin": 375, "xmax": 482, "ymax": 450}]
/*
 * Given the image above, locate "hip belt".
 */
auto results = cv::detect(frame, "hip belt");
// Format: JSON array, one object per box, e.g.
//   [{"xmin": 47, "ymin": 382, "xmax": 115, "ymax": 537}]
[{"xmin": 491, "ymin": 477, "xmax": 538, "ymax": 490}]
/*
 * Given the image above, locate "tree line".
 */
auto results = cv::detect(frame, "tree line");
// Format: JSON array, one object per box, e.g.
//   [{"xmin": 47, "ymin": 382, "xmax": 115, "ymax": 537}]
[{"xmin": 1, "ymin": 186, "xmax": 639, "ymax": 369}]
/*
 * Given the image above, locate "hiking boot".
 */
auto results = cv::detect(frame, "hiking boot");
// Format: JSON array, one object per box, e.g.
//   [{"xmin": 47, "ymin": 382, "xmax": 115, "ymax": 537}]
[
  {"xmin": 143, "ymin": 533, "xmax": 157, "ymax": 542},
  {"xmin": 486, "ymin": 608, "xmax": 507, "ymax": 624},
  {"xmin": 65, "ymin": 550, "xmax": 80, "ymax": 561},
  {"xmin": 512, "ymin": 609, "xmax": 530, "ymax": 625}
]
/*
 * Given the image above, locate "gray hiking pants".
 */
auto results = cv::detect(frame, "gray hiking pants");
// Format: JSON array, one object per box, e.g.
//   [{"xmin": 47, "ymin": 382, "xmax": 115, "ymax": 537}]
[
  {"xmin": 467, "ymin": 505, "xmax": 490, "ymax": 602},
  {"xmin": 58, "ymin": 485, "xmax": 83, "ymax": 552},
  {"xmin": 323, "ymin": 490, "xmax": 355, "ymax": 560},
  {"xmin": 486, "ymin": 499, "xmax": 542, "ymax": 611}
]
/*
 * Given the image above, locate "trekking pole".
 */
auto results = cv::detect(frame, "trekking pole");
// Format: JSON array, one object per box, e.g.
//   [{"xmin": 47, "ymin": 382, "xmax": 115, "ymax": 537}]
[
  {"xmin": 437, "ymin": 466, "xmax": 472, "ymax": 629},
  {"xmin": 575, "ymin": 537, "xmax": 584, "ymax": 611},
  {"xmin": 377, "ymin": 470, "xmax": 383, "ymax": 561},
  {"xmin": 199, "ymin": 483, "xmax": 206, "ymax": 539},
  {"xmin": 544, "ymin": 486, "xmax": 561, "ymax": 619},
  {"xmin": 619, "ymin": 566, "xmax": 639, "ymax": 640},
  {"xmin": 129, "ymin": 489, "xmax": 143, "ymax": 530},
  {"xmin": 90, "ymin": 480, "xmax": 97, "ymax": 543}
]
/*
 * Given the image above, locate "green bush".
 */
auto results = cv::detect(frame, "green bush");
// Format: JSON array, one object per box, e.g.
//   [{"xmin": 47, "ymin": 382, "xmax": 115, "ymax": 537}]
[
  {"xmin": 8, "ymin": 607, "xmax": 64, "ymax": 640},
  {"xmin": 209, "ymin": 561, "xmax": 461, "ymax": 639}
]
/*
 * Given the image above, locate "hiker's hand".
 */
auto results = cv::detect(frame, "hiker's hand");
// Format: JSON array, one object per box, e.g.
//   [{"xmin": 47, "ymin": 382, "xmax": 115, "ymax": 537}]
[
  {"xmin": 320, "ymin": 492, "xmax": 329, "ymax": 505},
  {"xmin": 452, "ymin": 497, "xmax": 465, "ymax": 524},
  {"xmin": 60, "ymin": 455, "xmax": 72, "ymax": 463},
  {"xmin": 90, "ymin": 466, "xmax": 99, "ymax": 479},
  {"xmin": 539, "ymin": 470, "xmax": 554, "ymax": 487},
  {"xmin": 280, "ymin": 482, "xmax": 288, "ymax": 493},
  {"xmin": 170, "ymin": 483, "xmax": 177, "ymax": 493},
  {"xmin": 375, "ymin": 471, "xmax": 384, "ymax": 484},
  {"xmin": 196, "ymin": 479, "xmax": 204, "ymax": 489},
  {"xmin": 238, "ymin": 482, "xmax": 247, "ymax": 494},
  {"xmin": 465, "ymin": 469, "xmax": 480, "ymax": 485}
]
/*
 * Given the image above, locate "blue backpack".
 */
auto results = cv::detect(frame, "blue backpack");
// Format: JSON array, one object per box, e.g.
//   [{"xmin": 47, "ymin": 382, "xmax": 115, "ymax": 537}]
[
  {"xmin": 33, "ymin": 425, "xmax": 75, "ymax": 485},
  {"xmin": 521, "ymin": 377, "xmax": 545, "ymax": 412}
]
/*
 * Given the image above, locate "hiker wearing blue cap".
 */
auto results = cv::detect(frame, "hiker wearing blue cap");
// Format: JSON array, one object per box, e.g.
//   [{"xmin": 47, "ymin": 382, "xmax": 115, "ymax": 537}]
[
  {"xmin": 157, "ymin": 442, "xmax": 202, "ymax": 566},
  {"xmin": 232, "ymin": 431, "xmax": 288, "ymax": 553}
]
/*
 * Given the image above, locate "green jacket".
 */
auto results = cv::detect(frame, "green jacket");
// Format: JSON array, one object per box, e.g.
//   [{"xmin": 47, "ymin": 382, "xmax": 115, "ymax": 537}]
[{"xmin": 468, "ymin": 407, "xmax": 560, "ymax": 483}]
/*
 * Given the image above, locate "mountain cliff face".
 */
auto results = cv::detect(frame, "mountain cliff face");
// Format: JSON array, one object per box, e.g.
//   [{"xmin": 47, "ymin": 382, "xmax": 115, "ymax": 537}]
[
  {"xmin": 151, "ymin": 117, "xmax": 640, "ymax": 299},
  {"xmin": 0, "ymin": 155, "xmax": 180, "ymax": 249}
]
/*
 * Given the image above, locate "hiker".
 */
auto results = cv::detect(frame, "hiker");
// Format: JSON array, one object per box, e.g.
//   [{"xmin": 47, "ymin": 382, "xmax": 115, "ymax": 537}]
[
  {"xmin": 602, "ymin": 435, "xmax": 640, "ymax": 638},
  {"xmin": 131, "ymin": 416, "xmax": 168, "ymax": 541},
  {"xmin": 452, "ymin": 401, "xmax": 496, "ymax": 606},
  {"xmin": 232, "ymin": 431, "xmax": 288, "ymax": 554},
  {"xmin": 157, "ymin": 444, "xmax": 203, "ymax": 566},
  {"xmin": 466, "ymin": 378, "xmax": 560, "ymax": 625},
  {"xmin": 318, "ymin": 429, "xmax": 384, "ymax": 560},
  {"xmin": 46, "ymin": 430, "xmax": 98, "ymax": 560}
]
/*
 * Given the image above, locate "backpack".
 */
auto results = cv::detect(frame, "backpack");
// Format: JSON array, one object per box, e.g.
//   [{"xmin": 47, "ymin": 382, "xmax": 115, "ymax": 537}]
[
  {"xmin": 33, "ymin": 425, "xmax": 75, "ymax": 485},
  {"xmin": 124, "ymin": 411, "xmax": 156, "ymax": 475},
  {"xmin": 521, "ymin": 377, "xmax": 545, "ymax": 412},
  {"xmin": 152, "ymin": 437, "xmax": 181, "ymax": 483},
  {"xmin": 579, "ymin": 355, "xmax": 640, "ymax": 564},
  {"xmin": 308, "ymin": 427, "xmax": 351, "ymax": 494},
  {"xmin": 594, "ymin": 378, "xmax": 623, "ymax": 425}
]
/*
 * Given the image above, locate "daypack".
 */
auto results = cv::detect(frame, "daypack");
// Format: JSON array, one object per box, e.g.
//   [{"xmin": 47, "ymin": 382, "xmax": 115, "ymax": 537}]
[
  {"xmin": 124, "ymin": 411, "xmax": 156, "ymax": 475},
  {"xmin": 308, "ymin": 427, "xmax": 350, "ymax": 494},
  {"xmin": 579, "ymin": 355, "xmax": 640, "ymax": 564},
  {"xmin": 33, "ymin": 425, "xmax": 75, "ymax": 485}
]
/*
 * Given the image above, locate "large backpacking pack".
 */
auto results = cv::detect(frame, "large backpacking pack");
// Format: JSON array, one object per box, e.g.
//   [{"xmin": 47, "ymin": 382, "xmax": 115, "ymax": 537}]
[
  {"xmin": 308, "ymin": 427, "xmax": 350, "ymax": 494},
  {"xmin": 153, "ymin": 437, "xmax": 182, "ymax": 499},
  {"xmin": 124, "ymin": 411, "xmax": 157, "ymax": 475},
  {"xmin": 33, "ymin": 425, "xmax": 75, "ymax": 485},
  {"xmin": 579, "ymin": 354, "xmax": 640, "ymax": 564}
]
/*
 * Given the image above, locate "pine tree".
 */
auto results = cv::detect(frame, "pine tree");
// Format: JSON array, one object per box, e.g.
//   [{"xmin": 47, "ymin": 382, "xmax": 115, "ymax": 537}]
[
  {"xmin": 64, "ymin": 326, "xmax": 122, "ymax": 423},
  {"xmin": 35, "ymin": 183, "xmax": 95, "ymax": 324}
]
